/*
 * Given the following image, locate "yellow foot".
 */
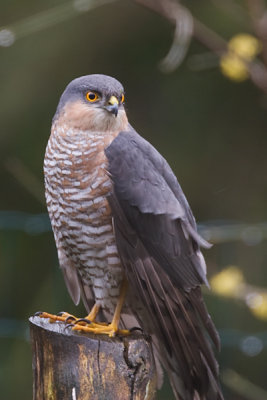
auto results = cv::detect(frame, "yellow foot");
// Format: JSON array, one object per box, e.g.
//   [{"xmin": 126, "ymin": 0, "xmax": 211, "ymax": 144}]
[
  {"xmin": 36, "ymin": 279, "xmax": 130, "ymax": 337},
  {"xmin": 35, "ymin": 311, "xmax": 130, "ymax": 337},
  {"xmin": 72, "ymin": 320, "xmax": 130, "ymax": 337}
]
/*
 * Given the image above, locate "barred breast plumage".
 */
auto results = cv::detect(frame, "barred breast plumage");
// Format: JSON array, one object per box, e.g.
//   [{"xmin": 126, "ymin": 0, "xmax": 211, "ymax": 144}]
[{"xmin": 44, "ymin": 120, "xmax": 123, "ymax": 315}]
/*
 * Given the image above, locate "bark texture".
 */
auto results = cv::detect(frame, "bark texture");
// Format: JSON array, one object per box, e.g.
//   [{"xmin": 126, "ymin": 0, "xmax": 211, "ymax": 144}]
[{"xmin": 29, "ymin": 316, "xmax": 157, "ymax": 400}]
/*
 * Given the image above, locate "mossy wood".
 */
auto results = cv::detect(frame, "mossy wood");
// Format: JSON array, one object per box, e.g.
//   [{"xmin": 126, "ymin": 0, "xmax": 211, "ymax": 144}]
[{"xmin": 29, "ymin": 316, "xmax": 157, "ymax": 400}]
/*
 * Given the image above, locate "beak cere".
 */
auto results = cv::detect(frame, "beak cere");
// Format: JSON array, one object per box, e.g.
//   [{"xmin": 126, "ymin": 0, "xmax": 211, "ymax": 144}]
[{"xmin": 105, "ymin": 95, "xmax": 119, "ymax": 117}]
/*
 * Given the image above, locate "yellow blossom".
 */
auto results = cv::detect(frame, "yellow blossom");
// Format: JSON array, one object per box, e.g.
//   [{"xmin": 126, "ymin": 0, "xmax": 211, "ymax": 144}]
[
  {"xmin": 210, "ymin": 266, "xmax": 244, "ymax": 297},
  {"xmin": 228, "ymin": 34, "xmax": 262, "ymax": 60},
  {"xmin": 220, "ymin": 53, "xmax": 249, "ymax": 81},
  {"xmin": 220, "ymin": 33, "xmax": 261, "ymax": 81},
  {"xmin": 249, "ymin": 293, "xmax": 267, "ymax": 320}
]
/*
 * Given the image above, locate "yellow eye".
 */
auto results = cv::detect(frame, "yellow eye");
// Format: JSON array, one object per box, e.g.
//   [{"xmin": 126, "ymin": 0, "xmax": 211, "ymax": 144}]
[
  {"xmin": 86, "ymin": 91, "xmax": 100, "ymax": 102},
  {"xmin": 120, "ymin": 93, "xmax": 125, "ymax": 103}
]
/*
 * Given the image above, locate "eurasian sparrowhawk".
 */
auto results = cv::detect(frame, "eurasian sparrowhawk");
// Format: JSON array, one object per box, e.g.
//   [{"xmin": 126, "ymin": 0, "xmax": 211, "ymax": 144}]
[{"xmin": 43, "ymin": 74, "xmax": 223, "ymax": 400}]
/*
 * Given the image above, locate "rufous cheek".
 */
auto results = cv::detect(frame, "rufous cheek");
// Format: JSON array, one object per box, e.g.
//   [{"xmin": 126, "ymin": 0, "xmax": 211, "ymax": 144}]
[{"xmin": 58, "ymin": 101, "xmax": 128, "ymax": 133}]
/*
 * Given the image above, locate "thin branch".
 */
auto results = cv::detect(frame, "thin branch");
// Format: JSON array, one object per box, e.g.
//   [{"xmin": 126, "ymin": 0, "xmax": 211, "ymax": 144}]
[
  {"xmin": 135, "ymin": 0, "xmax": 193, "ymax": 72},
  {"xmin": 135, "ymin": 0, "xmax": 267, "ymax": 92},
  {"xmin": 246, "ymin": 0, "xmax": 266, "ymax": 20},
  {"xmin": 2, "ymin": 0, "xmax": 267, "ymax": 91},
  {"xmin": 193, "ymin": 17, "xmax": 227, "ymax": 54},
  {"xmin": 246, "ymin": 0, "xmax": 267, "ymax": 65},
  {"xmin": 0, "ymin": 0, "xmax": 117, "ymax": 47}
]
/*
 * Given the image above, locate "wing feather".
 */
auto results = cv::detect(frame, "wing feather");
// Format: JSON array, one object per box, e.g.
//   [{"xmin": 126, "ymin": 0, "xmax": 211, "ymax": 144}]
[
  {"xmin": 105, "ymin": 129, "xmax": 209, "ymax": 289},
  {"xmin": 105, "ymin": 129, "xmax": 223, "ymax": 399}
]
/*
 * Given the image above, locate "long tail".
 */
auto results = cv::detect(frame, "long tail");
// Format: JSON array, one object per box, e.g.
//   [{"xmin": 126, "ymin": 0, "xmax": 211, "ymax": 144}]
[{"xmin": 150, "ymin": 286, "xmax": 223, "ymax": 400}]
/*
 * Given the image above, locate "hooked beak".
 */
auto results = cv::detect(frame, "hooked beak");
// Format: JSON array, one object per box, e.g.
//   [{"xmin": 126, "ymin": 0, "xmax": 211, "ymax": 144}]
[{"xmin": 105, "ymin": 95, "xmax": 119, "ymax": 117}]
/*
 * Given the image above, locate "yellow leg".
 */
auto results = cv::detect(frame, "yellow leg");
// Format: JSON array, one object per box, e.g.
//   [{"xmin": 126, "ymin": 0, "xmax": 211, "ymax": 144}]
[
  {"xmin": 86, "ymin": 303, "xmax": 100, "ymax": 322},
  {"xmin": 73, "ymin": 279, "xmax": 129, "ymax": 337},
  {"xmin": 72, "ymin": 303, "xmax": 108, "ymax": 327},
  {"xmin": 110, "ymin": 278, "xmax": 128, "ymax": 330}
]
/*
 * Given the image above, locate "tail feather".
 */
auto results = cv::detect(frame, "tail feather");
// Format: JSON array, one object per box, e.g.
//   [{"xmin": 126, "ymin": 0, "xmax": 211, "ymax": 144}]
[
  {"xmin": 110, "ymin": 194, "xmax": 224, "ymax": 399},
  {"xmin": 189, "ymin": 287, "xmax": 221, "ymax": 351}
]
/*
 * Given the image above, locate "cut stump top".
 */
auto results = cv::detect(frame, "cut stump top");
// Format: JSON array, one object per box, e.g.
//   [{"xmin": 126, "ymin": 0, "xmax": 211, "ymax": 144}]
[{"xmin": 29, "ymin": 316, "xmax": 157, "ymax": 400}]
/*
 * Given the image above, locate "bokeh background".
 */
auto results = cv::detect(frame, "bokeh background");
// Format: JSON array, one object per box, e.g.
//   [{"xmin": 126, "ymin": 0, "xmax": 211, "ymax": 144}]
[{"xmin": 1, "ymin": 0, "xmax": 267, "ymax": 399}]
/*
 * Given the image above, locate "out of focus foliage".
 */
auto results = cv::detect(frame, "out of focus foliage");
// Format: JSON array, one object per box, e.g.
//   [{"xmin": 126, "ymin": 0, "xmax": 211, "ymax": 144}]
[
  {"xmin": 1, "ymin": 1, "xmax": 267, "ymax": 399},
  {"xmin": 220, "ymin": 33, "xmax": 262, "ymax": 81}
]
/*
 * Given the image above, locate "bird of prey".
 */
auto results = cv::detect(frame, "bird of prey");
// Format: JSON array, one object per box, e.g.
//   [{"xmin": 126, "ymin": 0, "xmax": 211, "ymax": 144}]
[{"xmin": 43, "ymin": 74, "xmax": 223, "ymax": 400}]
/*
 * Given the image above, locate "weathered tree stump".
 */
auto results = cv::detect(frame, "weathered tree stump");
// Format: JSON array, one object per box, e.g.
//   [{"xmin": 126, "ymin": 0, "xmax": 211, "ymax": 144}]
[{"xmin": 29, "ymin": 316, "xmax": 157, "ymax": 400}]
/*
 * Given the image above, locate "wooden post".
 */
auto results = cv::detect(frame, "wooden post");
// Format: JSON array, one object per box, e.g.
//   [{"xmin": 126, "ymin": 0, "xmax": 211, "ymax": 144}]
[{"xmin": 29, "ymin": 316, "xmax": 157, "ymax": 400}]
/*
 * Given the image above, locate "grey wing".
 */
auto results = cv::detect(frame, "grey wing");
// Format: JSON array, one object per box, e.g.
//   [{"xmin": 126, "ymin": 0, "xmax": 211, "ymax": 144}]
[
  {"xmin": 105, "ymin": 129, "xmax": 223, "ymax": 400},
  {"xmin": 105, "ymin": 129, "xmax": 210, "ymax": 290}
]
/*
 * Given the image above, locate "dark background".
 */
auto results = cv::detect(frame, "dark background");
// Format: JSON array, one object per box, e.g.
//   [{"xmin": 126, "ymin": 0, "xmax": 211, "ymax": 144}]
[{"xmin": 1, "ymin": 1, "xmax": 267, "ymax": 398}]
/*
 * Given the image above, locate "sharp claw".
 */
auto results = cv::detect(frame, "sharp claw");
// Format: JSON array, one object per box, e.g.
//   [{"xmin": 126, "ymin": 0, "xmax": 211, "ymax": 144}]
[
  {"xmin": 74, "ymin": 318, "xmax": 92, "ymax": 325},
  {"xmin": 65, "ymin": 316, "xmax": 77, "ymax": 323},
  {"xmin": 34, "ymin": 311, "xmax": 43, "ymax": 316},
  {"xmin": 65, "ymin": 323, "xmax": 75, "ymax": 330},
  {"xmin": 129, "ymin": 326, "xmax": 143, "ymax": 333}
]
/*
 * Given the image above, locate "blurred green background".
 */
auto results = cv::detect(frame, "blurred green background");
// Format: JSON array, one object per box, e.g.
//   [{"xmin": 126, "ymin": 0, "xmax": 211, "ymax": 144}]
[{"xmin": 1, "ymin": 0, "xmax": 267, "ymax": 399}]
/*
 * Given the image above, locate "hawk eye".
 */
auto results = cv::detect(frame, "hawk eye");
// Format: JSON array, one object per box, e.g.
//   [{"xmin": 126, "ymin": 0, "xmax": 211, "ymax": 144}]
[
  {"xmin": 86, "ymin": 91, "xmax": 100, "ymax": 102},
  {"xmin": 120, "ymin": 94, "xmax": 125, "ymax": 103}
]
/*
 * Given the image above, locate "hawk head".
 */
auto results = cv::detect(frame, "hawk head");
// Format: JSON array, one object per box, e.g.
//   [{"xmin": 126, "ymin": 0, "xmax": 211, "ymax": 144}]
[{"xmin": 53, "ymin": 74, "xmax": 128, "ymax": 132}]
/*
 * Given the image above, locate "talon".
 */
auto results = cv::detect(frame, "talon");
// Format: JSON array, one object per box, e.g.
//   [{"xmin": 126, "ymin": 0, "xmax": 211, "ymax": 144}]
[
  {"xmin": 129, "ymin": 326, "xmax": 143, "ymax": 333},
  {"xmin": 65, "ymin": 323, "xmax": 76, "ymax": 330},
  {"xmin": 74, "ymin": 318, "xmax": 92, "ymax": 325},
  {"xmin": 65, "ymin": 316, "xmax": 77, "ymax": 323},
  {"xmin": 34, "ymin": 311, "xmax": 43, "ymax": 316}
]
